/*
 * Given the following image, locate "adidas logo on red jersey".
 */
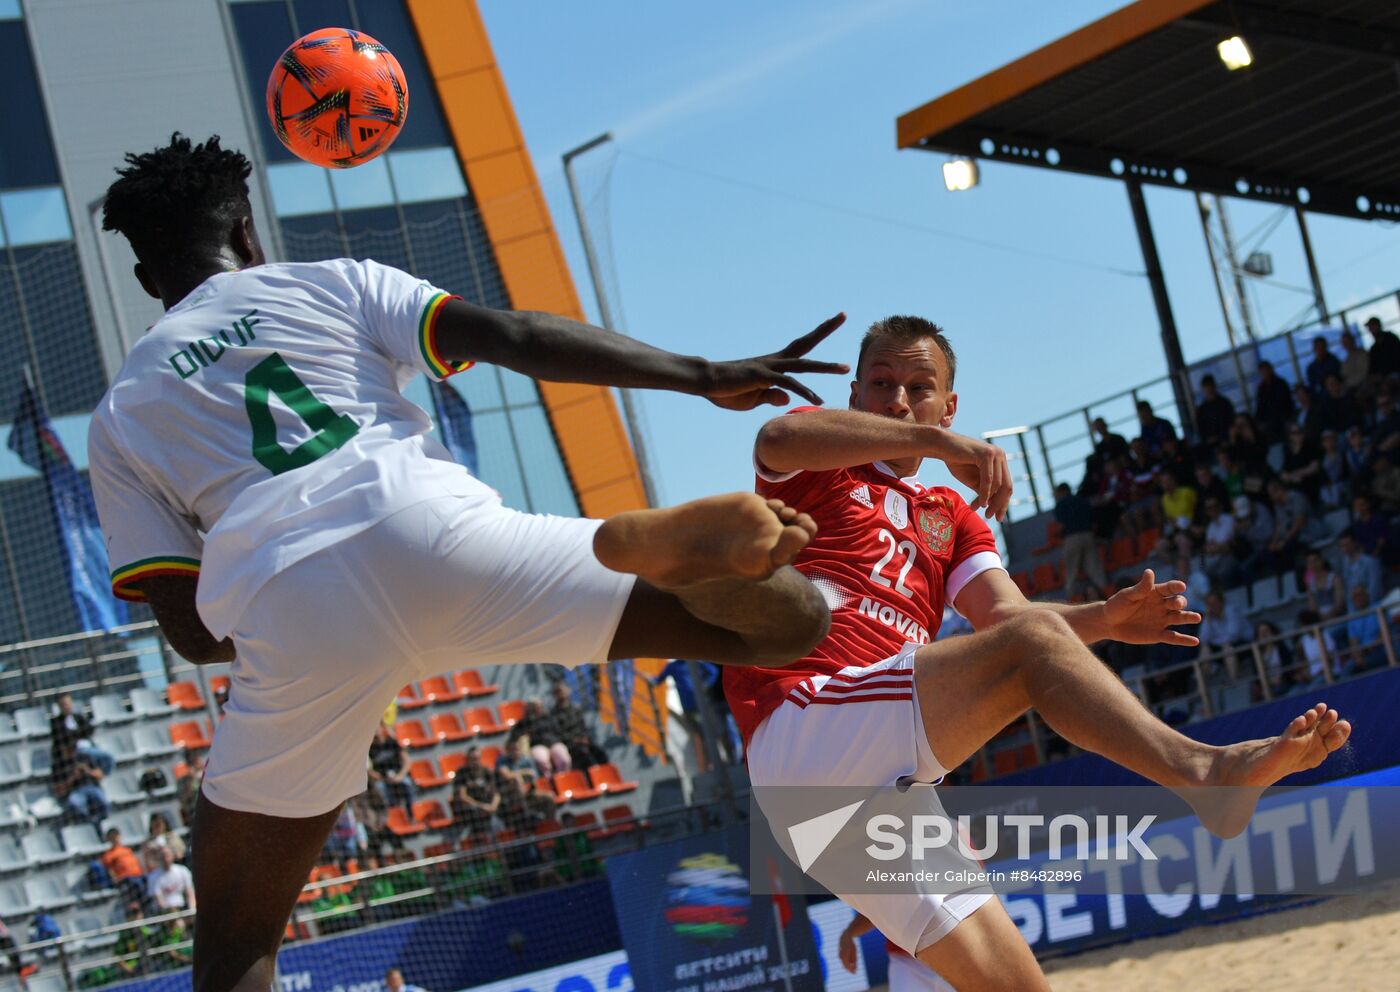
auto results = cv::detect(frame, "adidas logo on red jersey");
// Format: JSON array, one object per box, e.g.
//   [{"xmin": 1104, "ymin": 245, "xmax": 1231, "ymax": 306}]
[{"xmin": 849, "ymin": 484, "xmax": 874, "ymax": 508}]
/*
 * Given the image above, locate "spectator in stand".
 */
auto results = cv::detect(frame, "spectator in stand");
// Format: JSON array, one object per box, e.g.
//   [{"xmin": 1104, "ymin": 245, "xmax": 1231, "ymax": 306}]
[
  {"xmin": 566, "ymin": 734, "xmax": 608, "ymax": 772},
  {"xmin": 1340, "ymin": 329, "xmax": 1370, "ymax": 395},
  {"xmin": 1192, "ymin": 463, "xmax": 1229, "ymax": 510},
  {"xmin": 1157, "ymin": 434, "xmax": 1195, "ymax": 483},
  {"xmin": 1254, "ymin": 360, "xmax": 1296, "ymax": 443},
  {"xmin": 1319, "ymin": 373, "xmax": 1364, "ymax": 435},
  {"xmin": 1350, "ymin": 494, "xmax": 1390, "ymax": 559},
  {"xmin": 1337, "ymin": 531, "xmax": 1384, "ymax": 605},
  {"xmin": 493, "ymin": 737, "xmax": 537, "ymax": 790},
  {"xmin": 1279, "ymin": 424, "xmax": 1323, "ymax": 505},
  {"xmin": 449, "ymin": 745, "xmax": 499, "ymax": 841},
  {"xmin": 1303, "ymin": 552, "xmax": 1346, "ymax": 622},
  {"xmin": 1372, "ymin": 392, "xmax": 1400, "ymax": 455},
  {"xmin": 549, "ymin": 683, "xmax": 596, "ymax": 758},
  {"xmin": 385, "ymin": 968, "xmax": 429, "ymax": 992},
  {"xmin": 1194, "ymin": 374, "xmax": 1235, "ymax": 448},
  {"xmin": 552, "ymin": 811, "xmax": 601, "ymax": 883},
  {"xmin": 1227, "ymin": 415, "xmax": 1269, "ymax": 475},
  {"xmin": 0, "ymin": 915, "xmax": 34, "ymax": 978},
  {"xmin": 1134, "ymin": 400, "xmax": 1175, "ymax": 457},
  {"xmin": 1370, "ymin": 453, "xmax": 1400, "ymax": 514},
  {"xmin": 145, "ymin": 844, "xmax": 195, "ymax": 913},
  {"xmin": 52, "ymin": 739, "xmax": 108, "ymax": 826},
  {"xmin": 1126, "ymin": 438, "xmax": 1163, "ymax": 531},
  {"xmin": 1231, "ymin": 494, "xmax": 1273, "ymax": 568},
  {"xmin": 1086, "ymin": 417, "xmax": 1130, "ymax": 480},
  {"xmin": 1197, "ymin": 589, "xmax": 1253, "ymax": 675},
  {"xmin": 494, "ymin": 776, "xmax": 544, "ymax": 876},
  {"xmin": 101, "ymin": 828, "xmax": 146, "ymax": 904},
  {"xmin": 352, "ymin": 789, "xmax": 402, "ymax": 858},
  {"xmin": 1254, "ymin": 621, "xmax": 1294, "ymax": 697},
  {"xmin": 1053, "ymin": 482, "xmax": 1106, "ymax": 597},
  {"xmin": 1200, "ymin": 498, "xmax": 1237, "ymax": 586},
  {"xmin": 1306, "ymin": 335, "xmax": 1342, "ymax": 396},
  {"xmin": 323, "ymin": 803, "xmax": 364, "ymax": 865},
  {"xmin": 507, "ymin": 700, "xmax": 571, "ymax": 777},
  {"xmin": 1090, "ymin": 456, "xmax": 1135, "ymax": 537},
  {"xmin": 1264, "ymin": 479, "xmax": 1312, "ymax": 574},
  {"xmin": 176, "ymin": 751, "xmax": 203, "ymax": 829},
  {"xmin": 1293, "ymin": 384, "xmax": 1325, "ymax": 442},
  {"xmin": 1215, "ymin": 448, "xmax": 1246, "ymax": 501},
  {"xmin": 1368, "ymin": 316, "xmax": 1400, "ymax": 379},
  {"xmin": 147, "ymin": 811, "xmax": 186, "ymax": 862},
  {"xmin": 50, "ymin": 693, "xmax": 114, "ymax": 777},
  {"xmin": 1175, "ymin": 553, "xmax": 1211, "ymax": 607},
  {"xmin": 1342, "ymin": 585, "xmax": 1387, "ymax": 672},
  {"xmin": 1317, "ymin": 430, "xmax": 1350, "ymax": 510},
  {"xmin": 1294, "ymin": 609, "xmax": 1330, "ymax": 689},
  {"xmin": 367, "ymin": 721, "xmax": 415, "ymax": 815},
  {"xmin": 1344, "ymin": 425, "xmax": 1373, "ymax": 485},
  {"xmin": 1156, "ymin": 471, "xmax": 1195, "ymax": 540}
]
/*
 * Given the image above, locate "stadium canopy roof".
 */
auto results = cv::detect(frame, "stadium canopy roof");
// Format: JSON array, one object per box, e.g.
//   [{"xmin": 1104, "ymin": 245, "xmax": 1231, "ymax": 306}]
[{"xmin": 896, "ymin": 0, "xmax": 1400, "ymax": 221}]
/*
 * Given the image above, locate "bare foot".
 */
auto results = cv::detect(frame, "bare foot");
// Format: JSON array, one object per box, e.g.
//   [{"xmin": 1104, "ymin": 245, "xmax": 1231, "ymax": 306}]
[
  {"xmin": 593, "ymin": 493, "xmax": 816, "ymax": 589},
  {"xmin": 1188, "ymin": 703, "xmax": 1352, "ymax": 838}
]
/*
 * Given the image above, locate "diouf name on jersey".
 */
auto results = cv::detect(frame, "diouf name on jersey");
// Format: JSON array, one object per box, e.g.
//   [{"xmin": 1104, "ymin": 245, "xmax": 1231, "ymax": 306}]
[{"xmin": 854, "ymin": 595, "xmax": 930, "ymax": 644}]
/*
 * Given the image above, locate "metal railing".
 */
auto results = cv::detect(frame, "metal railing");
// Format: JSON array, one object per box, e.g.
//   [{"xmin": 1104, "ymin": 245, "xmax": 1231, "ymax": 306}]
[{"xmin": 984, "ymin": 286, "xmax": 1400, "ymax": 519}]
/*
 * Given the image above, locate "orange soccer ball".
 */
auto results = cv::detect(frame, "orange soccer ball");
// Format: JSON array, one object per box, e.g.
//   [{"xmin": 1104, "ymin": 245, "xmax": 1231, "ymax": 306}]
[{"xmin": 266, "ymin": 27, "xmax": 409, "ymax": 169}]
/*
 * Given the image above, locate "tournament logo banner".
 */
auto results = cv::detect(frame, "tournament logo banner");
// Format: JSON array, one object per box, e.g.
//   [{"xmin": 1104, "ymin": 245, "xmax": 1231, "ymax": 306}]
[{"xmin": 606, "ymin": 825, "xmax": 821, "ymax": 992}]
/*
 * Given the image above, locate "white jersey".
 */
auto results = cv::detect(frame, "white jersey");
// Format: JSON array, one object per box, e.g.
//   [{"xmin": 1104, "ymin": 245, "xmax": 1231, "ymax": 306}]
[{"xmin": 88, "ymin": 258, "xmax": 496, "ymax": 639}]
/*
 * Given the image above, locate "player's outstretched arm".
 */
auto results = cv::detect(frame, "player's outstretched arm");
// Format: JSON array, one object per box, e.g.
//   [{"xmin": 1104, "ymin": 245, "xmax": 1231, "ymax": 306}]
[
  {"xmin": 756, "ymin": 410, "xmax": 1013, "ymax": 519},
  {"xmin": 435, "ymin": 302, "xmax": 849, "ymax": 410},
  {"xmin": 135, "ymin": 575, "xmax": 235, "ymax": 664}
]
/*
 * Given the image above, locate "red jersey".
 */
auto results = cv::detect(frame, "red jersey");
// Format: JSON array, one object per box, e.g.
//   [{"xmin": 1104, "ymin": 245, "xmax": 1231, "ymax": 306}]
[{"xmin": 724, "ymin": 414, "xmax": 1002, "ymax": 746}]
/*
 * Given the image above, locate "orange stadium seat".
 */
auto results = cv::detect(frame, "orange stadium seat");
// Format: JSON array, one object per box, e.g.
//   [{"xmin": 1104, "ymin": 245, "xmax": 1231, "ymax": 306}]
[
  {"xmin": 1030, "ymin": 563, "xmax": 1060, "ymax": 595},
  {"xmin": 210, "ymin": 675, "xmax": 230, "ymax": 697},
  {"xmin": 418, "ymin": 676, "xmax": 464, "ymax": 705},
  {"xmin": 535, "ymin": 777, "xmax": 563, "ymax": 805},
  {"xmin": 991, "ymin": 749, "xmax": 1018, "ymax": 778},
  {"xmin": 422, "ymin": 841, "xmax": 456, "ymax": 860},
  {"xmin": 393, "ymin": 720, "xmax": 434, "ymax": 750},
  {"xmin": 588, "ymin": 763, "xmax": 638, "ymax": 795},
  {"xmin": 496, "ymin": 700, "xmax": 526, "ymax": 727},
  {"xmin": 396, "ymin": 683, "xmax": 429, "ymax": 710},
  {"xmin": 169, "ymin": 721, "xmax": 212, "ymax": 751},
  {"xmin": 601, "ymin": 804, "xmax": 640, "ymax": 837},
  {"xmin": 1108, "ymin": 537, "xmax": 1136, "ymax": 571},
  {"xmin": 1031, "ymin": 521, "xmax": 1064, "ymax": 555},
  {"xmin": 551, "ymin": 770, "xmax": 601, "ymax": 802},
  {"xmin": 166, "ymin": 681, "xmax": 205, "ymax": 711},
  {"xmin": 1136, "ymin": 528, "xmax": 1161, "ymax": 559},
  {"xmin": 478, "ymin": 746, "xmax": 501, "ymax": 770},
  {"xmin": 430, "ymin": 712, "xmax": 472, "ymax": 743},
  {"xmin": 454, "ymin": 670, "xmax": 499, "ymax": 697},
  {"xmin": 409, "ymin": 759, "xmax": 450, "ymax": 789},
  {"xmin": 413, "ymin": 800, "xmax": 452, "ymax": 831},
  {"xmin": 386, "ymin": 806, "xmax": 425, "ymax": 836},
  {"xmin": 534, "ymin": 819, "xmax": 562, "ymax": 852},
  {"xmin": 439, "ymin": 753, "xmax": 467, "ymax": 780},
  {"xmin": 463, "ymin": 707, "xmax": 507, "ymax": 736}
]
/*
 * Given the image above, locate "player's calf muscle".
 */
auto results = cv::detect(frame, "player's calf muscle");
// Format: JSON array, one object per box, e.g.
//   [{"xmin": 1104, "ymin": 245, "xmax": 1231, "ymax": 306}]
[{"xmin": 676, "ymin": 568, "xmax": 830, "ymax": 665}]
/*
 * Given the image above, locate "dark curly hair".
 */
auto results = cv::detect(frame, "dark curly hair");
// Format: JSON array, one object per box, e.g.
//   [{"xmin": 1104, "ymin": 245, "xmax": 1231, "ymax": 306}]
[{"xmin": 102, "ymin": 133, "xmax": 253, "ymax": 281}]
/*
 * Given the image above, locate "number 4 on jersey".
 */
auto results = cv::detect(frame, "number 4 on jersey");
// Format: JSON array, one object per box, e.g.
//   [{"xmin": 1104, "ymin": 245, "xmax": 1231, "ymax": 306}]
[{"xmin": 244, "ymin": 352, "xmax": 359, "ymax": 475}]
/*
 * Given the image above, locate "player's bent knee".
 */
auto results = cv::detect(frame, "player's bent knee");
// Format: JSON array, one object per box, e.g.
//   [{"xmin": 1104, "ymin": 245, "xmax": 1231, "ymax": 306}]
[
  {"xmin": 748, "ymin": 572, "xmax": 831, "ymax": 665},
  {"xmin": 1002, "ymin": 608, "xmax": 1076, "ymax": 650}
]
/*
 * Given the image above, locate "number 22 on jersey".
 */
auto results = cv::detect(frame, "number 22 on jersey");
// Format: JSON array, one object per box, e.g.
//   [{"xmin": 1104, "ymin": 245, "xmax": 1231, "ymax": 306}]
[
  {"xmin": 869, "ymin": 528, "xmax": 918, "ymax": 598},
  {"xmin": 244, "ymin": 352, "xmax": 359, "ymax": 475}
]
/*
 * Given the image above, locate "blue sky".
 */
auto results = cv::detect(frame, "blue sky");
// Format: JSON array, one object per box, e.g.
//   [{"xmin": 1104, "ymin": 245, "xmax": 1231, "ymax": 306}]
[{"xmin": 478, "ymin": 0, "xmax": 1400, "ymax": 507}]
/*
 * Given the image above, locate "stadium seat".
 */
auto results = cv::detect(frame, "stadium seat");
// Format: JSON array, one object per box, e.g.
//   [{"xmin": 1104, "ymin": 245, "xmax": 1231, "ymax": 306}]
[
  {"xmin": 413, "ymin": 800, "xmax": 452, "ymax": 831},
  {"xmin": 0, "ymin": 838, "xmax": 28, "ymax": 874},
  {"xmin": 479, "ymin": 746, "xmax": 501, "ymax": 770},
  {"xmin": 409, "ymin": 759, "xmax": 450, "ymax": 790},
  {"xmin": 90, "ymin": 694, "xmax": 133, "ymax": 726},
  {"xmin": 21, "ymin": 788, "xmax": 62, "ymax": 822},
  {"xmin": 169, "ymin": 721, "xmax": 212, "ymax": 751},
  {"xmin": 385, "ymin": 806, "xmax": 426, "ymax": 837},
  {"xmin": 210, "ymin": 675, "xmax": 231, "ymax": 697},
  {"xmin": 396, "ymin": 683, "xmax": 429, "ymax": 710},
  {"xmin": 1108, "ymin": 536, "xmax": 1136, "ymax": 571},
  {"xmin": 601, "ymin": 804, "xmax": 640, "ymax": 837},
  {"xmin": 496, "ymin": 700, "xmax": 526, "ymax": 727},
  {"xmin": 69, "ymin": 910, "xmax": 119, "ymax": 949},
  {"xmin": 100, "ymin": 812, "xmax": 147, "ymax": 847},
  {"xmin": 462, "ymin": 707, "xmax": 506, "ymax": 736},
  {"xmin": 1030, "ymin": 563, "xmax": 1061, "ymax": 595},
  {"xmin": 439, "ymin": 753, "xmax": 467, "ymax": 780},
  {"xmin": 0, "ymin": 713, "xmax": 20, "ymax": 745},
  {"xmin": 1031, "ymin": 521, "xmax": 1064, "ymax": 555},
  {"xmin": 21, "ymin": 831, "xmax": 67, "ymax": 865},
  {"xmin": 166, "ymin": 681, "xmax": 206, "ymax": 711},
  {"xmin": 588, "ymin": 763, "xmax": 638, "ymax": 795},
  {"xmin": 550, "ymin": 770, "xmax": 601, "ymax": 802},
  {"xmin": 0, "ymin": 752, "xmax": 26, "ymax": 789},
  {"xmin": 23, "ymin": 876, "xmax": 76, "ymax": 912},
  {"xmin": 134, "ymin": 725, "xmax": 180, "ymax": 759},
  {"xmin": 64, "ymin": 864, "xmax": 113, "ymax": 905},
  {"xmin": 422, "ymin": 841, "xmax": 456, "ymax": 859},
  {"xmin": 534, "ymin": 777, "xmax": 563, "ymax": 805},
  {"xmin": 130, "ymin": 688, "xmax": 175, "ymax": 719},
  {"xmin": 60, "ymin": 823, "xmax": 106, "ymax": 858},
  {"xmin": 26, "ymin": 746, "xmax": 50, "ymax": 782},
  {"xmin": 453, "ymin": 670, "xmax": 499, "ymax": 697},
  {"xmin": 94, "ymin": 729, "xmax": 142, "ymax": 765},
  {"xmin": 0, "ymin": 883, "xmax": 32, "ymax": 918},
  {"xmin": 1014, "ymin": 744, "xmax": 1038, "ymax": 770},
  {"xmin": 393, "ymin": 720, "xmax": 434, "ymax": 750},
  {"xmin": 534, "ymin": 819, "xmax": 561, "ymax": 852},
  {"xmin": 0, "ymin": 802, "xmax": 28, "ymax": 831},
  {"xmin": 105, "ymin": 771, "xmax": 151, "ymax": 807},
  {"xmin": 14, "ymin": 706, "xmax": 48, "ymax": 738},
  {"xmin": 991, "ymin": 748, "xmax": 1017, "ymax": 778},
  {"xmin": 429, "ymin": 712, "xmax": 472, "ymax": 743},
  {"xmin": 418, "ymin": 675, "xmax": 464, "ymax": 704}
]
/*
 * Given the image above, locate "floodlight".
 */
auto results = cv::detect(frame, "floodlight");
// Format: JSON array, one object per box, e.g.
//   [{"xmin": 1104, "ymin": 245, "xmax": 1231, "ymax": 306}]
[
  {"xmin": 942, "ymin": 158, "xmax": 979, "ymax": 192},
  {"xmin": 1217, "ymin": 36, "xmax": 1253, "ymax": 70}
]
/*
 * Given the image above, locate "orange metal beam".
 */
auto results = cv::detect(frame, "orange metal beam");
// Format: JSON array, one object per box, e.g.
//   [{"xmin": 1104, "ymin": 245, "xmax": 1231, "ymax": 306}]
[
  {"xmin": 896, "ymin": 0, "xmax": 1217, "ymax": 149},
  {"xmin": 405, "ymin": 0, "xmax": 666, "ymax": 754}
]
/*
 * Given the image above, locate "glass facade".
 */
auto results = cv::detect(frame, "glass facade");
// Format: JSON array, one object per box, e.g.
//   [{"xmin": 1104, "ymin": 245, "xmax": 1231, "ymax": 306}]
[{"xmin": 230, "ymin": 0, "xmax": 580, "ymax": 517}]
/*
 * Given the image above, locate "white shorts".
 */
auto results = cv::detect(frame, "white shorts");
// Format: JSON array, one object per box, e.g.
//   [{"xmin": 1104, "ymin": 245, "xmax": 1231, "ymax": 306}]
[
  {"xmin": 201, "ymin": 496, "xmax": 635, "ymax": 818},
  {"xmin": 888, "ymin": 950, "xmax": 955, "ymax": 992},
  {"xmin": 746, "ymin": 645, "xmax": 992, "ymax": 955}
]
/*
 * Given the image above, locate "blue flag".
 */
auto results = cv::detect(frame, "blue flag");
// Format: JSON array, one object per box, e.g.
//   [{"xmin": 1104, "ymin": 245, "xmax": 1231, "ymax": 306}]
[
  {"xmin": 8, "ymin": 377, "xmax": 128, "ymax": 632},
  {"xmin": 429, "ymin": 381, "xmax": 479, "ymax": 476}
]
